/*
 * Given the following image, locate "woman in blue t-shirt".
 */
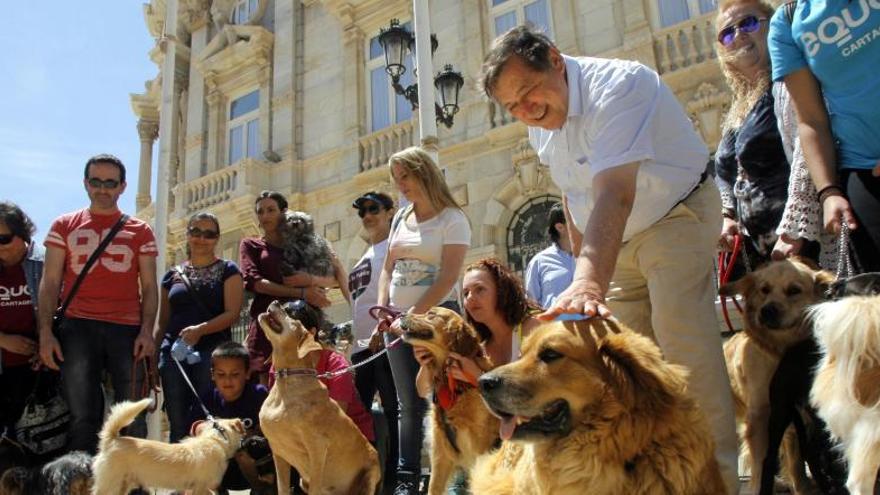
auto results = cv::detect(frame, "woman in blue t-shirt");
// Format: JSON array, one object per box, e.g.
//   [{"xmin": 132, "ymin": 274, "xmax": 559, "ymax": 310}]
[
  {"xmin": 154, "ymin": 212, "xmax": 244, "ymax": 442},
  {"xmin": 769, "ymin": 0, "xmax": 880, "ymax": 271}
]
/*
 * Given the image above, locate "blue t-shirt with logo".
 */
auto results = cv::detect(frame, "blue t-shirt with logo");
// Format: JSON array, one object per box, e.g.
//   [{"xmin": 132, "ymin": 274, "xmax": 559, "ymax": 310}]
[{"xmin": 769, "ymin": 0, "xmax": 880, "ymax": 170}]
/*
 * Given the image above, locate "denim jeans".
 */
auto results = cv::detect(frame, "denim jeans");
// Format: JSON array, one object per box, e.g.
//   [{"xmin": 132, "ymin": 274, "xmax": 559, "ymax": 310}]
[
  {"xmin": 58, "ymin": 318, "xmax": 145, "ymax": 454},
  {"xmin": 385, "ymin": 300, "xmax": 460, "ymax": 479},
  {"xmin": 158, "ymin": 342, "xmax": 215, "ymax": 443},
  {"xmin": 352, "ymin": 349, "xmax": 399, "ymax": 491}
]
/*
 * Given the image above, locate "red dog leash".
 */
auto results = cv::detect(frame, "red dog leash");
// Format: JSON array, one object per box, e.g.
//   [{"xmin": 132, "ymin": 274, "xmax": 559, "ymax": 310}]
[{"xmin": 718, "ymin": 234, "xmax": 745, "ymax": 334}]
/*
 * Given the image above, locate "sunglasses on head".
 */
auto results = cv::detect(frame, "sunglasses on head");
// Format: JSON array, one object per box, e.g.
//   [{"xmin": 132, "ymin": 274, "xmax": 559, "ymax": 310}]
[
  {"xmin": 0, "ymin": 234, "xmax": 15, "ymax": 245},
  {"xmin": 357, "ymin": 204, "xmax": 382, "ymax": 218},
  {"xmin": 187, "ymin": 227, "xmax": 220, "ymax": 239},
  {"xmin": 87, "ymin": 177, "xmax": 121, "ymax": 189},
  {"xmin": 717, "ymin": 15, "xmax": 766, "ymax": 46}
]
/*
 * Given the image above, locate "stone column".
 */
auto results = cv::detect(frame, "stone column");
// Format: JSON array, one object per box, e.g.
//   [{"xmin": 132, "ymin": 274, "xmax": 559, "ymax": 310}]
[{"xmin": 136, "ymin": 119, "xmax": 159, "ymax": 211}]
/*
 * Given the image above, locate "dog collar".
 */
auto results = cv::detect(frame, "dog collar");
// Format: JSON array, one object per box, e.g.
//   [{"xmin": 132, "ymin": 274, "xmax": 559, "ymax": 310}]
[{"xmin": 273, "ymin": 368, "xmax": 318, "ymax": 378}]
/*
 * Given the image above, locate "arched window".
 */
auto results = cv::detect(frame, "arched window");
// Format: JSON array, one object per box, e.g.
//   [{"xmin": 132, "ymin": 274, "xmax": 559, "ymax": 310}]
[{"xmin": 506, "ymin": 194, "xmax": 560, "ymax": 279}]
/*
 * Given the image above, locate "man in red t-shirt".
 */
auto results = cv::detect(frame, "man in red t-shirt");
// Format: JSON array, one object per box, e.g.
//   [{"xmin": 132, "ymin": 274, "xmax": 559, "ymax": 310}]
[{"xmin": 37, "ymin": 154, "xmax": 158, "ymax": 453}]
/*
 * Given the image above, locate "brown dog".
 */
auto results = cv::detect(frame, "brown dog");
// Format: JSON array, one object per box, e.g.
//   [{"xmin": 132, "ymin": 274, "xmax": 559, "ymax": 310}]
[
  {"xmin": 472, "ymin": 317, "xmax": 724, "ymax": 495},
  {"xmin": 91, "ymin": 398, "xmax": 244, "ymax": 494},
  {"xmin": 720, "ymin": 258, "xmax": 834, "ymax": 493},
  {"xmin": 258, "ymin": 300, "xmax": 380, "ymax": 495},
  {"xmin": 398, "ymin": 307, "xmax": 498, "ymax": 495}
]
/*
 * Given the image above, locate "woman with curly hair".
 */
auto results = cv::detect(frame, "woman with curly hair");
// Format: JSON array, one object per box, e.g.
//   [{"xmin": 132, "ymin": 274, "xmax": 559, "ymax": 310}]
[{"xmin": 414, "ymin": 258, "xmax": 542, "ymax": 395}]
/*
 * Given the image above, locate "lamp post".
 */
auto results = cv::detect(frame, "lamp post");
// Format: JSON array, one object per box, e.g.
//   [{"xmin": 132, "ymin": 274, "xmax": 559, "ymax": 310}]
[{"xmin": 378, "ymin": 10, "xmax": 464, "ymax": 162}]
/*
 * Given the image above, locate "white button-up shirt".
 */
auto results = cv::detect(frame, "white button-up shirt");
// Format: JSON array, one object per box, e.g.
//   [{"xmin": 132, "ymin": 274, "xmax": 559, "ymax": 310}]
[{"xmin": 528, "ymin": 55, "xmax": 709, "ymax": 241}]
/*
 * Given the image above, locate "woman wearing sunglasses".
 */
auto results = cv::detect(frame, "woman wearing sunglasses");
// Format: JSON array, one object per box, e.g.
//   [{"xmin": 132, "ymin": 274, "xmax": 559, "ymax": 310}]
[
  {"xmin": 769, "ymin": 0, "xmax": 880, "ymax": 273},
  {"xmin": 153, "ymin": 212, "xmax": 244, "ymax": 443},
  {"xmin": 715, "ymin": 0, "xmax": 830, "ymax": 269},
  {"xmin": 0, "ymin": 201, "xmax": 43, "ymax": 445}
]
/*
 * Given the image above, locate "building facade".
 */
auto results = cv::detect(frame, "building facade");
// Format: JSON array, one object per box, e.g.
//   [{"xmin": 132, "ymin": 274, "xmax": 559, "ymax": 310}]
[{"xmin": 132, "ymin": 0, "xmax": 731, "ymax": 323}]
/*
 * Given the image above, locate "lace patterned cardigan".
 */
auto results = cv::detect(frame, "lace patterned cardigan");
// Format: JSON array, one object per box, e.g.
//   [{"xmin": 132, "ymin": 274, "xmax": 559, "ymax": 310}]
[{"xmin": 772, "ymin": 82, "xmax": 837, "ymax": 270}]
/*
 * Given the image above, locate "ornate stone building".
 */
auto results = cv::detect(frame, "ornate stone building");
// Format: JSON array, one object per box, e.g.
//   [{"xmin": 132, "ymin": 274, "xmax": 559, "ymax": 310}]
[{"xmin": 132, "ymin": 0, "xmax": 730, "ymax": 323}]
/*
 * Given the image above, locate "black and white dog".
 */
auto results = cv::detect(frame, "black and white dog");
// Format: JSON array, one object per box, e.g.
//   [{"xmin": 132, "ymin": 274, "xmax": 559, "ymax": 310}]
[
  {"xmin": 0, "ymin": 450, "xmax": 93, "ymax": 495},
  {"xmin": 278, "ymin": 211, "xmax": 336, "ymax": 279}
]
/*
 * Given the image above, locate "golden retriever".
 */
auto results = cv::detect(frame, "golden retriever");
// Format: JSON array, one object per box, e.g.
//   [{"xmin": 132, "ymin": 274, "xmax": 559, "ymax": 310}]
[
  {"xmin": 471, "ymin": 317, "xmax": 724, "ymax": 495},
  {"xmin": 720, "ymin": 258, "xmax": 834, "ymax": 492},
  {"xmin": 258, "ymin": 300, "xmax": 380, "ymax": 495},
  {"xmin": 398, "ymin": 306, "xmax": 498, "ymax": 495},
  {"xmin": 90, "ymin": 398, "xmax": 244, "ymax": 495},
  {"xmin": 810, "ymin": 293, "xmax": 880, "ymax": 495}
]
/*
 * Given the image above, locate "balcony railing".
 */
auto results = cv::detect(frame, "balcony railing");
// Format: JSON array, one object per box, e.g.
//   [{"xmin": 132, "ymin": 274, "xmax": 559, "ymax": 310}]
[
  {"xmin": 357, "ymin": 120, "xmax": 415, "ymax": 172},
  {"xmin": 177, "ymin": 158, "xmax": 270, "ymax": 214},
  {"xmin": 653, "ymin": 13, "xmax": 717, "ymax": 75}
]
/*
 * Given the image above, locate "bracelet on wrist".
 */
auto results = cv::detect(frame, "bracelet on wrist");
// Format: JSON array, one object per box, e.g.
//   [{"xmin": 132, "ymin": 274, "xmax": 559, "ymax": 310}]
[{"xmin": 817, "ymin": 184, "xmax": 843, "ymax": 203}]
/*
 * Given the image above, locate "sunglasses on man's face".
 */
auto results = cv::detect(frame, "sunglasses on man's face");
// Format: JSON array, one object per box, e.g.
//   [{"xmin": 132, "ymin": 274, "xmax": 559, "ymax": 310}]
[
  {"xmin": 187, "ymin": 227, "xmax": 220, "ymax": 239},
  {"xmin": 87, "ymin": 177, "xmax": 121, "ymax": 189},
  {"xmin": 358, "ymin": 204, "xmax": 382, "ymax": 218},
  {"xmin": 0, "ymin": 234, "xmax": 15, "ymax": 245},
  {"xmin": 717, "ymin": 15, "xmax": 766, "ymax": 46}
]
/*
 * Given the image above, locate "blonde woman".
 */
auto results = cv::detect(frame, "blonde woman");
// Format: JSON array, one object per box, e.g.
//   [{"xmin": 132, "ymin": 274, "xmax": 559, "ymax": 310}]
[
  {"xmin": 376, "ymin": 146, "xmax": 471, "ymax": 495},
  {"xmin": 715, "ymin": 0, "xmax": 827, "ymax": 269}
]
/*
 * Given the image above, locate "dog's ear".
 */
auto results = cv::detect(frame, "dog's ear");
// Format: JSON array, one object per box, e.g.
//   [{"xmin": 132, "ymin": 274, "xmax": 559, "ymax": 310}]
[
  {"xmin": 719, "ymin": 272, "xmax": 753, "ymax": 297},
  {"xmin": 812, "ymin": 268, "xmax": 837, "ymax": 299},
  {"xmin": 597, "ymin": 332, "xmax": 683, "ymax": 414},
  {"xmin": 447, "ymin": 318, "xmax": 481, "ymax": 358},
  {"xmin": 297, "ymin": 332, "xmax": 324, "ymax": 360}
]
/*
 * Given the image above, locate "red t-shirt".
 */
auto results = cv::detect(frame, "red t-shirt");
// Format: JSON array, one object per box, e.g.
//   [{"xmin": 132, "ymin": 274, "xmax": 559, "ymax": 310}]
[
  {"xmin": 317, "ymin": 349, "xmax": 375, "ymax": 442},
  {"xmin": 0, "ymin": 263, "xmax": 36, "ymax": 367},
  {"xmin": 44, "ymin": 209, "xmax": 157, "ymax": 326}
]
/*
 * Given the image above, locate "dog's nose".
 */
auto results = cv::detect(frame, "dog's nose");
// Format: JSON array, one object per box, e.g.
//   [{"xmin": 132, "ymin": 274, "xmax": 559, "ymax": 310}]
[
  {"xmin": 479, "ymin": 373, "xmax": 504, "ymax": 395},
  {"xmin": 760, "ymin": 303, "xmax": 781, "ymax": 327}
]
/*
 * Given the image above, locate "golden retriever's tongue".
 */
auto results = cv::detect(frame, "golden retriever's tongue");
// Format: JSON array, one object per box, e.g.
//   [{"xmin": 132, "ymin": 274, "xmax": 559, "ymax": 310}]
[{"xmin": 500, "ymin": 416, "xmax": 517, "ymax": 440}]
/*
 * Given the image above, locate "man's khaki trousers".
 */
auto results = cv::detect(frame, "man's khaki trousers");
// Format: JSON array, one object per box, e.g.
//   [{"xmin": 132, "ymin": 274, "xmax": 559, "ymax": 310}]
[{"xmin": 607, "ymin": 180, "xmax": 739, "ymax": 493}]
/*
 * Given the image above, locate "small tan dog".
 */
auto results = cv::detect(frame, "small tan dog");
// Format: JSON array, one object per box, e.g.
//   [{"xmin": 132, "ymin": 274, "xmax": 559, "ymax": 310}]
[
  {"xmin": 472, "ymin": 318, "xmax": 724, "ymax": 495},
  {"xmin": 399, "ymin": 307, "xmax": 498, "ymax": 495},
  {"xmin": 811, "ymin": 293, "xmax": 880, "ymax": 495},
  {"xmin": 720, "ymin": 258, "xmax": 834, "ymax": 493},
  {"xmin": 90, "ymin": 398, "xmax": 244, "ymax": 495},
  {"xmin": 258, "ymin": 300, "xmax": 380, "ymax": 495}
]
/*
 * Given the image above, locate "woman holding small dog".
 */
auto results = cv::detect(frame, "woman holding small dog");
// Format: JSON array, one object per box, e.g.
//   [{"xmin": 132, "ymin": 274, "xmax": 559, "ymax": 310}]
[
  {"xmin": 377, "ymin": 147, "xmax": 471, "ymax": 495},
  {"xmin": 240, "ymin": 190, "xmax": 338, "ymax": 383},
  {"xmin": 154, "ymin": 212, "xmax": 244, "ymax": 443}
]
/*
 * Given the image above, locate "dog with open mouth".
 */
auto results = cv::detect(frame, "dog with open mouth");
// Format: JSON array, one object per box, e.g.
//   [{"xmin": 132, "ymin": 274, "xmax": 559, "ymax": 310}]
[
  {"xmin": 471, "ymin": 317, "xmax": 724, "ymax": 495},
  {"xmin": 258, "ymin": 300, "xmax": 380, "ymax": 495},
  {"xmin": 398, "ymin": 306, "xmax": 499, "ymax": 495}
]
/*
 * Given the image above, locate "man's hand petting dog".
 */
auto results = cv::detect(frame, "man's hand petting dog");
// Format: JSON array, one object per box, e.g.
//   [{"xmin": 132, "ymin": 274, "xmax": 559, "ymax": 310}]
[{"xmin": 539, "ymin": 279, "xmax": 611, "ymax": 320}]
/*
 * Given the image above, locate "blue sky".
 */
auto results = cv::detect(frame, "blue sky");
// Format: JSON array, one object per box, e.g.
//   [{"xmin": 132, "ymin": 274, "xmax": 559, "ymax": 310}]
[{"xmin": 0, "ymin": 3, "xmax": 157, "ymax": 238}]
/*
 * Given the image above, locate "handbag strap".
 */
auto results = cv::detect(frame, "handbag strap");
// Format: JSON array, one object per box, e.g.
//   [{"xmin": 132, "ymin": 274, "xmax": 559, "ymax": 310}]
[
  {"xmin": 56, "ymin": 214, "xmax": 130, "ymax": 318},
  {"xmin": 174, "ymin": 264, "xmax": 215, "ymax": 319}
]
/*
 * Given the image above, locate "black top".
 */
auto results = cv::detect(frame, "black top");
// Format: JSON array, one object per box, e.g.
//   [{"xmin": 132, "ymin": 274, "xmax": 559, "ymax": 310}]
[{"xmin": 715, "ymin": 90, "xmax": 790, "ymax": 264}]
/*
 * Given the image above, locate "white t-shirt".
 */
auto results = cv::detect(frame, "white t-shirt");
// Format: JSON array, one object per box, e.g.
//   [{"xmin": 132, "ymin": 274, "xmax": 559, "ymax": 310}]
[
  {"xmin": 529, "ymin": 55, "xmax": 709, "ymax": 241},
  {"xmin": 388, "ymin": 207, "xmax": 471, "ymax": 311},
  {"xmin": 349, "ymin": 239, "xmax": 388, "ymax": 353}
]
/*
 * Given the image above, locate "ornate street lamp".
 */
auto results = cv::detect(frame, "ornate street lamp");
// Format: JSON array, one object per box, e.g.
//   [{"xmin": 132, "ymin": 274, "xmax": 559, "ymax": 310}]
[{"xmin": 377, "ymin": 19, "xmax": 463, "ymax": 129}]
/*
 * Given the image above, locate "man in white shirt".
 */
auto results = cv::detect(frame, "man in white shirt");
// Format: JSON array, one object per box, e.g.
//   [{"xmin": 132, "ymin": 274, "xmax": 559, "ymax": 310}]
[
  {"xmin": 347, "ymin": 191, "xmax": 398, "ymax": 493},
  {"xmin": 525, "ymin": 201, "xmax": 575, "ymax": 308},
  {"xmin": 480, "ymin": 26, "xmax": 738, "ymax": 492}
]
